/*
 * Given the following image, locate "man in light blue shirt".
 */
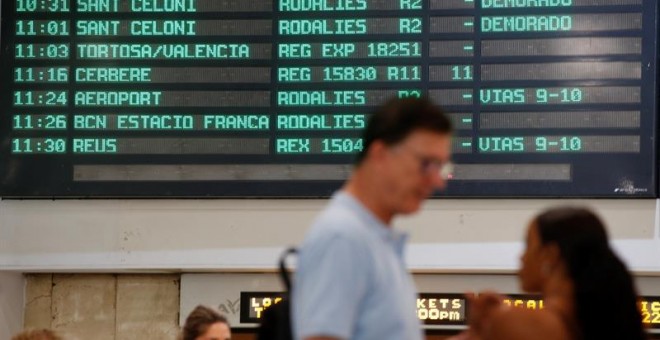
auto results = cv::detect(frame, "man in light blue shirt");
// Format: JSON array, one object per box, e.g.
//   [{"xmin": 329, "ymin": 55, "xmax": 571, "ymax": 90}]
[{"xmin": 293, "ymin": 98, "xmax": 453, "ymax": 340}]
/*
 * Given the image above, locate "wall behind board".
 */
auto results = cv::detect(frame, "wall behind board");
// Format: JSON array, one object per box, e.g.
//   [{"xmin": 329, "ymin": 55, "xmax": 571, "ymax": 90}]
[{"xmin": 0, "ymin": 199, "xmax": 658, "ymax": 273}]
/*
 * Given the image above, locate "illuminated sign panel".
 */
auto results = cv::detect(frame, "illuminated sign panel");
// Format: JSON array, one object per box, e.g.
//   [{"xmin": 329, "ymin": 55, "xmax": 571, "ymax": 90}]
[
  {"xmin": 0, "ymin": 0, "xmax": 656, "ymax": 197},
  {"xmin": 503, "ymin": 294, "xmax": 545, "ymax": 310},
  {"xmin": 240, "ymin": 292, "xmax": 467, "ymax": 326},
  {"xmin": 506, "ymin": 295, "xmax": 660, "ymax": 330},
  {"xmin": 417, "ymin": 293, "xmax": 468, "ymax": 326},
  {"xmin": 640, "ymin": 296, "xmax": 660, "ymax": 329},
  {"xmin": 240, "ymin": 292, "xmax": 286, "ymax": 324},
  {"xmin": 240, "ymin": 292, "xmax": 658, "ymax": 330}
]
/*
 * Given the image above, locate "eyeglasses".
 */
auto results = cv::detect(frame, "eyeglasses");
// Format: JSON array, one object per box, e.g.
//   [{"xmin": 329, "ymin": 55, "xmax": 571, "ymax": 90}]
[
  {"xmin": 421, "ymin": 158, "xmax": 454, "ymax": 180},
  {"xmin": 397, "ymin": 146, "xmax": 454, "ymax": 180}
]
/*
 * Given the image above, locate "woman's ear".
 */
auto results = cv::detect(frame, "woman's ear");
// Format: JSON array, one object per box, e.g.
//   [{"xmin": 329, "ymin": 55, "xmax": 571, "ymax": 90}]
[{"xmin": 542, "ymin": 243, "xmax": 562, "ymax": 269}]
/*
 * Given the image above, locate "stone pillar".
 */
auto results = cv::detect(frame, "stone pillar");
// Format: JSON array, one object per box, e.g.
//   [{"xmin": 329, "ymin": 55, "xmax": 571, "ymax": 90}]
[
  {"xmin": 51, "ymin": 274, "xmax": 116, "ymax": 340},
  {"xmin": 116, "ymin": 275, "xmax": 180, "ymax": 339}
]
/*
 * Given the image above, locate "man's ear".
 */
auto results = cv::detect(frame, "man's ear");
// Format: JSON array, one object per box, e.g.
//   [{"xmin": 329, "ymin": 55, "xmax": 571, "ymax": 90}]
[{"xmin": 367, "ymin": 140, "xmax": 389, "ymax": 162}]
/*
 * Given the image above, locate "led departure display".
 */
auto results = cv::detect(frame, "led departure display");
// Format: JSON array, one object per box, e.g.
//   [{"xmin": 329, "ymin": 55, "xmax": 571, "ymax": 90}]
[
  {"xmin": 0, "ymin": 0, "xmax": 656, "ymax": 197},
  {"xmin": 239, "ymin": 292, "xmax": 660, "ymax": 330}
]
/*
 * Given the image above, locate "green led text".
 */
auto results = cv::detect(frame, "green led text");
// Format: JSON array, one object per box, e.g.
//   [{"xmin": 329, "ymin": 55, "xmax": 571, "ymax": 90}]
[
  {"xmin": 115, "ymin": 115, "xmax": 193, "ymax": 129},
  {"xmin": 536, "ymin": 137, "xmax": 582, "ymax": 152},
  {"xmin": 479, "ymin": 88, "xmax": 583, "ymax": 105},
  {"xmin": 277, "ymin": 139, "xmax": 311, "ymax": 153},
  {"xmin": 12, "ymin": 138, "xmax": 66, "ymax": 154},
  {"xmin": 482, "ymin": 16, "xmax": 572, "ymax": 32},
  {"xmin": 77, "ymin": 44, "xmax": 250, "ymax": 59},
  {"xmin": 72, "ymin": 138, "xmax": 118, "ymax": 153},
  {"xmin": 401, "ymin": 0, "xmax": 422, "ymax": 9},
  {"xmin": 479, "ymin": 137, "xmax": 525, "ymax": 152},
  {"xmin": 76, "ymin": 68, "xmax": 151, "ymax": 82},
  {"xmin": 202, "ymin": 115, "xmax": 269, "ymax": 130},
  {"xmin": 278, "ymin": 91, "xmax": 366, "ymax": 106},
  {"xmin": 16, "ymin": 20, "xmax": 69, "ymax": 36},
  {"xmin": 452, "ymin": 66, "xmax": 473, "ymax": 80},
  {"xmin": 322, "ymin": 138, "xmax": 363, "ymax": 153},
  {"xmin": 482, "ymin": 0, "xmax": 572, "ymax": 8},
  {"xmin": 279, "ymin": 0, "xmax": 367, "ymax": 11},
  {"xmin": 277, "ymin": 114, "xmax": 366, "ymax": 130},
  {"xmin": 279, "ymin": 19, "xmax": 367, "ymax": 35},
  {"xmin": 15, "ymin": 67, "xmax": 68, "ymax": 82},
  {"xmin": 368, "ymin": 42, "xmax": 421, "ymax": 57},
  {"xmin": 76, "ymin": 20, "xmax": 196, "ymax": 36},
  {"xmin": 77, "ymin": 0, "xmax": 118, "ymax": 12},
  {"xmin": 18, "ymin": 0, "xmax": 69, "ymax": 12},
  {"xmin": 74, "ymin": 91, "xmax": 162, "ymax": 106},
  {"xmin": 13, "ymin": 115, "xmax": 67, "ymax": 130},
  {"xmin": 77, "ymin": 0, "xmax": 197, "ymax": 12}
]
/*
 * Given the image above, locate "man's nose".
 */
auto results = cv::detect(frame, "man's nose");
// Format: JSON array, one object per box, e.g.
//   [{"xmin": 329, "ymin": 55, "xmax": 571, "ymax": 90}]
[{"xmin": 429, "ymin": 171, "xmax": 446, "ymax": 190}]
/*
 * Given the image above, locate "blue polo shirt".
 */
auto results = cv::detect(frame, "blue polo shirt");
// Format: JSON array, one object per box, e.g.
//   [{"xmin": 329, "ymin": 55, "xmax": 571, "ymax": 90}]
[{"xmin": 293, "ymin": 192, "xmax": 423, "ymax": 340}]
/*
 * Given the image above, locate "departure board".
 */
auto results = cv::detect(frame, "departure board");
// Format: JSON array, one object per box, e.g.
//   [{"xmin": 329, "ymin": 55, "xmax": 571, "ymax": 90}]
[{"xmin": 0, "ymin": 0, "xmax": 657, "ymax": 197}]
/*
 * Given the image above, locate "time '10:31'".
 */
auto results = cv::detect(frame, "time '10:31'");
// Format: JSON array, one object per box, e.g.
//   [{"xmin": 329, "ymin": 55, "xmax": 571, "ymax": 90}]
[{"xmin": 16, "ymin": 0, "xmax": 69, "ymax": 12}]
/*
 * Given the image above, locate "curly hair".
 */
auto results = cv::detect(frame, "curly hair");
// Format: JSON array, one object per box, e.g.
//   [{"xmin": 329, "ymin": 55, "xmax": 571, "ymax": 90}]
[
  {"xmin": 181, "ymin": 305, "xmax": 229, "ymax": 340},
  {"xmin": 12, "ymin": 329, "xmax": 61, "ymax": 340}
]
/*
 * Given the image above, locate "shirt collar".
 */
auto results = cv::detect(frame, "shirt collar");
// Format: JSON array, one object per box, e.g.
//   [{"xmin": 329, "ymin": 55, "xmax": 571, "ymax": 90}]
[{"xmin": 334, "ymin": 191, "xmax": 409, "ymax": 256}]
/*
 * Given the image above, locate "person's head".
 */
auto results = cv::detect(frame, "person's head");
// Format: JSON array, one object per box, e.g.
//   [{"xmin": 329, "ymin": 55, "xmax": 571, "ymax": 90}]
[
  {"xmin": 12, "ymin": 329, "xmax": 61, "ymax": 340},
  {"xmin": 182, "ymin": 305, "xmax": 231, "ymax": 340},
  {"xmin": 519, "ymin": 207, "xmax": 616, "ymax": 292},
  {"xmin": 353, "ymin": 97, "xmax": 452, "ymax": 216},
  {"xmin": 519, "ymin": 207, "xmax": 646, "ymax": 340}
]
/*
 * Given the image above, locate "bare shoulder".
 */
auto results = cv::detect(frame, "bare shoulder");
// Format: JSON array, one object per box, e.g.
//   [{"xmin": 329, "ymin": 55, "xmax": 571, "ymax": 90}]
[{"xmin": 484, "ymin": 307, "xmax": 573, "ymax": 340}]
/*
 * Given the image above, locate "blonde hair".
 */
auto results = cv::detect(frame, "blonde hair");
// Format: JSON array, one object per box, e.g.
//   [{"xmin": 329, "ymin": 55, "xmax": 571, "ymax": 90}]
[{"xmin": 12, "ymin": 329, "xmax": 62, "ymax": 340}]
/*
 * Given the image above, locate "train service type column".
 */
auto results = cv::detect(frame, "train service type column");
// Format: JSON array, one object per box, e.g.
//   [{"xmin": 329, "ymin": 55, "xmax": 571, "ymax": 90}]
[{"xmin": 275, "ymin": 0, "xmax": 425, "ymax": 163}]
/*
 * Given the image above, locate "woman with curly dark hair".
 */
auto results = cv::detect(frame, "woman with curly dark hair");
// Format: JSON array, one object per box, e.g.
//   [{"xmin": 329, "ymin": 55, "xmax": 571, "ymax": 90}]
[{"xmin": 453, "ymin": 207, "xmax": 647, "ymax": 340}]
